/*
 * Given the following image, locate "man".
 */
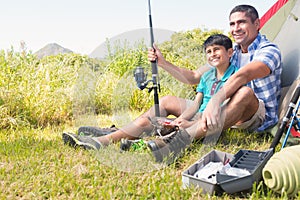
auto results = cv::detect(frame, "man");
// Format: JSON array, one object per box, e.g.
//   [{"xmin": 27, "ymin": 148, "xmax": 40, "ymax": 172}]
[{"xmin": 147, "ymin": 4, "xmax": 282, "ymax": 162}]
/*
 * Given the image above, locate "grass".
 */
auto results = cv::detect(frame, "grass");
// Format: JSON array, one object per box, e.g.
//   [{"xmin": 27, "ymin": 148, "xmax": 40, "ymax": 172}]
[{"xmin": 0, "ymin": 118, "xmax": 293, "ymax": 199}]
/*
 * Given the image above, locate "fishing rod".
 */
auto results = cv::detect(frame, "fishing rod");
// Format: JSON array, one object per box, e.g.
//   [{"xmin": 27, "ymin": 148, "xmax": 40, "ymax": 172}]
[
  {"xmin": 134, "ymin": 0, "xmax": 160, "ymax": 117},
  {"xmin": 148, "ymin": 0, "xmax": 160, "ymax": 117},
  {"xmin": 270, "ymin": 83, "xmax": 300, "ymax": 151}
]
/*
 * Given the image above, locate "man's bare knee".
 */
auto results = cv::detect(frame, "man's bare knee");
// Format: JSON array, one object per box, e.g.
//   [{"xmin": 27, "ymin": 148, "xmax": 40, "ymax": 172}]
[
  {"xmin": 232, "ymin": 87, "xmax": 258, "ymax": 106},
  {"xmin": 230, "ymin": 86, "xmax": 259, "ymax": 123}
]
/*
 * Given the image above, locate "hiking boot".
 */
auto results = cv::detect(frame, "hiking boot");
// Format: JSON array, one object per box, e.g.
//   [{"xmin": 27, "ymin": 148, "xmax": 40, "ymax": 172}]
[
  {"xmin": 147, "ymin": 129, "xmax": 191, "ymax": 164},
  {"xmin": 62, "ymin": 132, "xmax": 102, "ymax": 150},
  {"xmin": 78, "ymin": 125, "xmax": 118, "ymax": 137}
]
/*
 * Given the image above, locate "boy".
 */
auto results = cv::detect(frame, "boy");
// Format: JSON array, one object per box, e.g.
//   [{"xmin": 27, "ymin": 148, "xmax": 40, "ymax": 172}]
[
  {"xmin": 169, "ymin": 33, "xmax": 236, "ymax": 129},
  {"xmin": 147, "ymin": 34, "xmax": 237, "ymax": 162}
]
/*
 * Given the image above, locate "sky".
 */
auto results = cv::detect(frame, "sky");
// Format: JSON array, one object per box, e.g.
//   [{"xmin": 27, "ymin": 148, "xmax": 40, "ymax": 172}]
[{"xmin": 0, "ymin": 0, "xmax": 278, "ymax": 55}]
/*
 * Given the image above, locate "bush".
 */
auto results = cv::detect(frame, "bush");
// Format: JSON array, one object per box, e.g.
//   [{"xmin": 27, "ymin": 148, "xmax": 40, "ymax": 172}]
[{"xmin": 0, "ymin": 50, "xmax": 88, "ymax": 128}]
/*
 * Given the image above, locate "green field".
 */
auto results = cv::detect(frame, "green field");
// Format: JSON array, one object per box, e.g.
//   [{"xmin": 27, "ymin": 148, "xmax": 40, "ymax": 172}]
[{"xmin": 0, "ymin": 28, "xmax": 295, "ymax": 199}]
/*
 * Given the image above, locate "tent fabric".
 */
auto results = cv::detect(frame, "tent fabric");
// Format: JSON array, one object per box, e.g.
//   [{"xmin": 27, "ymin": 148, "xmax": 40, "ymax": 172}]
[
  {"xmin": 260, "ymin": 0, "xmax": 300, "ymax": 88},
  {"xmin": 260, "ymin": 0, "xmax": 289, "ymax": 29},
  {"xmin": 260, "ymin": 2, "xmax": 300, "ymax": 195},
  {"xmin": 260, "ymin": 0, "xmax": 297, "ymax": 42}
]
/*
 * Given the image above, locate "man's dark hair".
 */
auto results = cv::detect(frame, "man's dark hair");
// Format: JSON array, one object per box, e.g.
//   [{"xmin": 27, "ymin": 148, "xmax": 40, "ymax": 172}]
[
  {"xmin": 203, "ymin": 34, "xmax": 233, "ymax": 51},
  {"xmin": 230, "ymin": 4, "xmax": 259, "ymax": 23}
]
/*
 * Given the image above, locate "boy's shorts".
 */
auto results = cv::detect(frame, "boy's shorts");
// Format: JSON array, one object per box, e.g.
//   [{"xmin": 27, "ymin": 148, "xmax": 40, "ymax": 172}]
[{"xmin": 231, "ymin": 99, "xmax": 265, "ymax": 132}]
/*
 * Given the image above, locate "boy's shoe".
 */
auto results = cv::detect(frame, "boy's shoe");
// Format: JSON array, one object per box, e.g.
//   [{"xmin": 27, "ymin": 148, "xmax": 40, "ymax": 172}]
[
  {"xmin": 120, "ymin": 138, "xmax": 147, "ymax": 152},
  {"xmin": 78, "ymin": 125, "xmax": 118, "ymax": 137},
  {"xmin": 120, "ymin": 138, "xmax": 135, "ymax": 151},
  {"xmin": 62, "ymin": 132, "xmax": 102, "ymax": 150},
  {"xmin": 147, "ymin": 129, "xmax": 191, "ymax": 164}
]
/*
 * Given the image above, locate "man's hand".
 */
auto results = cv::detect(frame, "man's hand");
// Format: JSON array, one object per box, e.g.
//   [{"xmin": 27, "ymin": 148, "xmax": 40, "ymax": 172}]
[{"xmin": 201, "ymin": 96, "xmax": 223, "ymax": 132}]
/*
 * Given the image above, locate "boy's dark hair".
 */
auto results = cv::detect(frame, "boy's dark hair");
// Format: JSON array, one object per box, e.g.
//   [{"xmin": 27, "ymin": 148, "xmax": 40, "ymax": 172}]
[
  {"xmin": 230, "ymin": 4, "xmax": 259, "ymax": 23},
  {"xmin": 203, "ymin": 34, "xmax": 232, "ymax": 51}
]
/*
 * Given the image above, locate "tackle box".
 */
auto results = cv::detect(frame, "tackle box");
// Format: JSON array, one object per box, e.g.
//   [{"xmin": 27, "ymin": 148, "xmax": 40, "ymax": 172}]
[
  {"xmin": 182, "ymin": 150, "xmax": 234, "ymax": 195},
  {"xmin": 182, "ymin": 148, "xmax": 273, "ymax": 195}
]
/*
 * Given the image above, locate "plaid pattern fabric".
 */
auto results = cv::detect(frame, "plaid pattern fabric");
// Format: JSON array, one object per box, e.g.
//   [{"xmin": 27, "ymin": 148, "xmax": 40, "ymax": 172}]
[{"xmin": 231, "ymin": 33, "xmax": 282, "ymax": 131}]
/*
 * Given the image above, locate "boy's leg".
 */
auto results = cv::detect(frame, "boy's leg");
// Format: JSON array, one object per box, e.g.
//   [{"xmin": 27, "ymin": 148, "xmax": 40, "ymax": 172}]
[
  {"xmin": 78, "ymin": 95, "xmax": 193, "ymax": 136},
  {"xmin": 64, "ymin": 95, "xmax": 193, "ymax": 148},
  {"xmin": 141, "ymin": 95, "xmax": 194, "ymax": 118}
]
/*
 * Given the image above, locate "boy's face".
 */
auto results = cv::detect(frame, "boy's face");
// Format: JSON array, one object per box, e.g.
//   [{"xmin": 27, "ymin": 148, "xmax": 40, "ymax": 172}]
[{"xmin": 205, "ymin": 45, "xmax": 233, "ymax": 68}]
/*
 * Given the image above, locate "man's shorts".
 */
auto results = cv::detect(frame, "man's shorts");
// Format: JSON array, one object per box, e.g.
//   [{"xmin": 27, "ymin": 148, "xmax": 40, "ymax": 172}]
[{"xmin": 231, "ymin": 99, "xmax": 265, "ymax": 132}]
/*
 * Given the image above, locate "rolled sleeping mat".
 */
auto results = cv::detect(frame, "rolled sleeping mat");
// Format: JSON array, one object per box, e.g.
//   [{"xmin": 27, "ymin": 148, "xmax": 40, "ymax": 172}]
[{"xmin": 262, "ymin": 145, "xmax": 300, "ymax": 197}]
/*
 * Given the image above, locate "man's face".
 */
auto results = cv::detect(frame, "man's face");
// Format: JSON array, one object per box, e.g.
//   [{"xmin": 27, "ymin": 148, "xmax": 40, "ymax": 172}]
[{"xmin": 229, "ymin": 11, "xmax": 260, "ymax": 52}]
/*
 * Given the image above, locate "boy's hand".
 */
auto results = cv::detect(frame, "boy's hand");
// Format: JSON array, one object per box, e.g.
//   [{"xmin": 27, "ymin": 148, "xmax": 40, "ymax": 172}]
[
  {"xmin": 148, "ymin": 44, "xmax": 166, "ymax": 67},
  {"xmin": 173, "ymin": 118, "xmax": 194, "ymax": 129}
]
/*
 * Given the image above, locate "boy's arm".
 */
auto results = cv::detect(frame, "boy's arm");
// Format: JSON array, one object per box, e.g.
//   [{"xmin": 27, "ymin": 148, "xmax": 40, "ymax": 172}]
[
  {"xmin": 159, "ymin": 61, "xmax": 209, "ymax": 85},
  {"xmin": 148, "ymin": 44, "xmax": 210, "ymax": 85}
]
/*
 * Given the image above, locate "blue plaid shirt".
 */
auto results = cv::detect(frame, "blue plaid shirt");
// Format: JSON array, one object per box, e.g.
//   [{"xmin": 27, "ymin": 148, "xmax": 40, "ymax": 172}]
[{"xmin": 230, "ymin": 33, "xmax": 282, "ymax": 131}]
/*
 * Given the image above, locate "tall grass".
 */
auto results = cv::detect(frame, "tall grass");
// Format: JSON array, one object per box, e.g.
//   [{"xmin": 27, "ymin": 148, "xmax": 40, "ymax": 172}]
[
  {"xmin": 0, "ymin": 37, "xmax": 197, "ymax": 130},
  {"xmin": 0, "ymin": 50, "xmax": 82, "ymax": 128}
]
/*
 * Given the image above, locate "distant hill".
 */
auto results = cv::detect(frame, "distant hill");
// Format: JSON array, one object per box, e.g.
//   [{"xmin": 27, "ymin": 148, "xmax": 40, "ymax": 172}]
[
  {"xmin": 89, "ymin": 28, "xmax": 175, "ymax": 59},
  {"xmin": 34, "ymin": 43, "xmax": 73, "ymax": 59}
]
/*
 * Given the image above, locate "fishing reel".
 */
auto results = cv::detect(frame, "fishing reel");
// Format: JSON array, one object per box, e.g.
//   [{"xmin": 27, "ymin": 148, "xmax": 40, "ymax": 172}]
[{"xmin": 134, "ymin": 66, "xmax": 154, "ymax": 92}]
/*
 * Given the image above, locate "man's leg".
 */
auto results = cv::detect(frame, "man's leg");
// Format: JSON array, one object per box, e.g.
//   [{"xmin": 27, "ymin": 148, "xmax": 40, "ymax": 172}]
[
  {"xmin": 97, "ymin": 95, "xmax": 193, "ymax": 145},
  {"xmin": 223, "ymin": 87, "xmax": 259, "ymax": 129},
  {"xmin": 188, "ymin": 86, "xmax": 259, "ymax": 139},
  {"xmin": 147, "ymin": 87, "xmax": 261, "ymax": 164}
]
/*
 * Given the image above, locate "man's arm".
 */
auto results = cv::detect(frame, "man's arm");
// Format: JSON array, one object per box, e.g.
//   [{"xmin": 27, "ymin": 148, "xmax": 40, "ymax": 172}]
[
  {"xmin": 201, "ymin": 61, "xmax": 271, "ymax": 131},
  {"xmin": 222, "ymin": 61, "xmax": 270, "ymax": 100},
  {"xmin": 148, "ymin": 44, "xmax": 209, "ymax": 85}
]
